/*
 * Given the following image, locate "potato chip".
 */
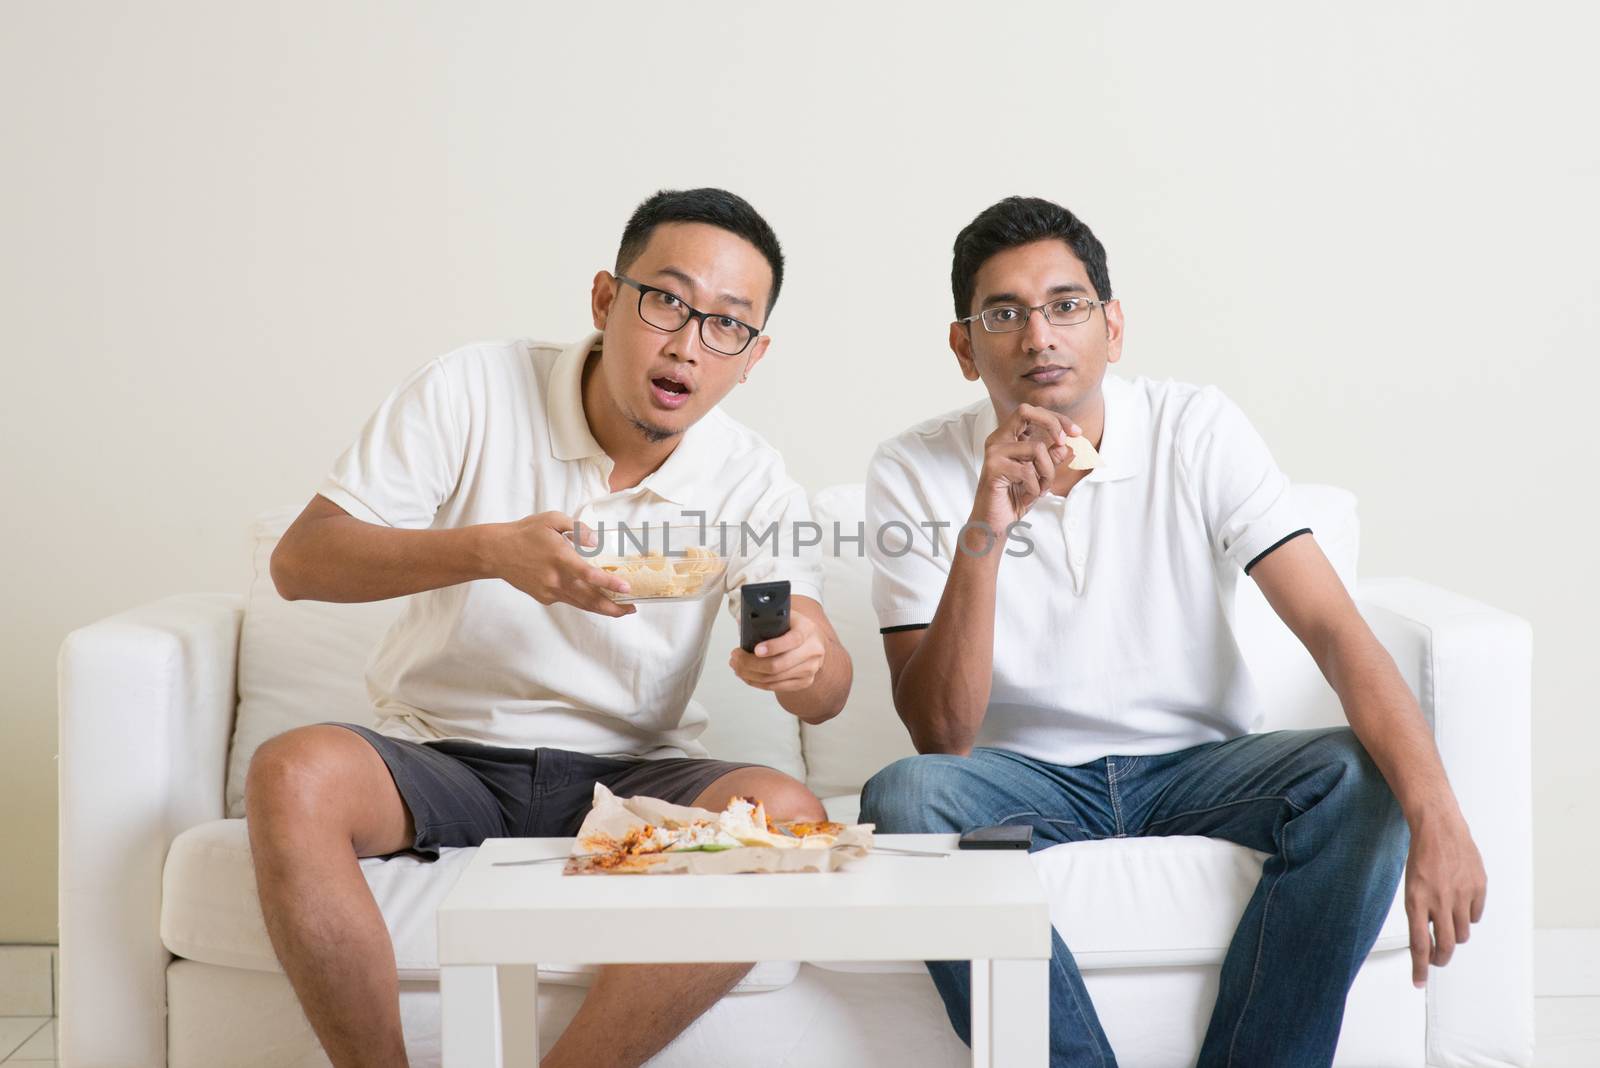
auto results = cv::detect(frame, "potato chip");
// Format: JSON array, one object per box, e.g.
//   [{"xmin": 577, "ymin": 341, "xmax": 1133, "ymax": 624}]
[{"xmin": 1064, "ymin": 434, "xmax": 1100, "ymax": 471}]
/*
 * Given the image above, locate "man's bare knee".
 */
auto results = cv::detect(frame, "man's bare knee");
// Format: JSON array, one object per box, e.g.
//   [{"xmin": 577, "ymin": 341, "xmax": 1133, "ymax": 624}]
[
  {"xmin": 762, "ymin": 777, "xmax": 828, "ymax": 822},
  {"xmin": 245, "ymin": 725, "xmax": 412, "ymax": 857},
  {"xmin": 694, "ymin": 767, "xmax": 826, "ymax": 822}
]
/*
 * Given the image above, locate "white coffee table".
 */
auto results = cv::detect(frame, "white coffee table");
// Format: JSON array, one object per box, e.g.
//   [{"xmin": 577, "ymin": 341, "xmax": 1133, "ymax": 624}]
[{"xmin": 436, "ymin": 833, "xmax": 1050, "ymax": 1067}]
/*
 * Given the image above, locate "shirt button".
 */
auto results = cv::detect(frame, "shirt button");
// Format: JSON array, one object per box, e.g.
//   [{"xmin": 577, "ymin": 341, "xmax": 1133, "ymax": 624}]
[
  {"xmin": 1068, "ymin": 518, "xmax": 1081, "ymax": 532},
  {"xmin": 1072, "ymin": 554, "xmax": 1085, "ymax": 567}
]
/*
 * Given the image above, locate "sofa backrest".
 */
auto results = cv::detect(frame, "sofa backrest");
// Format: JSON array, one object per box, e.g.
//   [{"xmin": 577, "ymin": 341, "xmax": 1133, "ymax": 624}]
[
  {"xmin": 227, "ymin": 510, "xmax": 810, "ymax": 819},
  {"xmin": 224, "ymin": 483, "xmax": 1358, "ymax": 817},
  {"xmin": 793, "ymin": 483, "xmax": 1359, "ymax": 798}
]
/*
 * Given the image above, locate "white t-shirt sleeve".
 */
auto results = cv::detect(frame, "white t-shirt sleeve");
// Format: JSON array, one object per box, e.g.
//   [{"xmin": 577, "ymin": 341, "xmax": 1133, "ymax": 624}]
[
  {"xmin": 318, "ymin": 357, "xmax": 465, "ymax": 530},
  {"xmin": 722, "ymin": 474, "xmax": 824, "ymax": 620},
  {"xmin": 1176, "ymin": 386, "xmax": 1309, "ymax": 574},
  {"xmin": 866, "ymin": 442, "xmax": 953, "ymax": 631}
]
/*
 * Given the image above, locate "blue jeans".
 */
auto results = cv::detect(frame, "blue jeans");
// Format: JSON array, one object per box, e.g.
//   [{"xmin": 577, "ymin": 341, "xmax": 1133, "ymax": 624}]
[{"xmin": 859, "ymin": 727, "xmax": 1408, "ymax": 1067}]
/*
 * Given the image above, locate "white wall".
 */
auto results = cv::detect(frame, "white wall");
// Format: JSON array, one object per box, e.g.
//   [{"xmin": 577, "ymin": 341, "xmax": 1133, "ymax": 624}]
[{"xmin": 2, "ymin": 1, "xmax": 1594, "ymax": 942}]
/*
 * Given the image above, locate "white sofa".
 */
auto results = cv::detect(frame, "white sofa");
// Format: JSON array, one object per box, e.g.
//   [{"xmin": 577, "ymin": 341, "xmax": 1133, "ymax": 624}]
[{"xmin": 58, "ymin": 483, "xmax": 1535, "ymax": 1067}]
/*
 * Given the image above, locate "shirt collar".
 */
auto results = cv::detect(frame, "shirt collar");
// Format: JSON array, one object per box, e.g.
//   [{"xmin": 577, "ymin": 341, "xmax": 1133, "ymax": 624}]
[
  {"xmin": 1085, "ymin": 372, "xmax": 1143, "ymax": 483},
  {"xmin": 544, "ymin": 331, "xmax": 719, "ymax": 506},
  {"xmin": 966, "ymin": 372, "xmax": 1144, "ymax": 483},
  {"xmin": 546, "ymin": 333, "xmax": 606, "ymax": 462}
]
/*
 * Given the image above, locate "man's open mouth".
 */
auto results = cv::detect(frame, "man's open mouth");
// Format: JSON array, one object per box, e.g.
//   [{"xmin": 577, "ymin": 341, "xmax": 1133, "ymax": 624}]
[{"xmin": 649, "ymin": 374, "xmax": 693, "ymax": 409}]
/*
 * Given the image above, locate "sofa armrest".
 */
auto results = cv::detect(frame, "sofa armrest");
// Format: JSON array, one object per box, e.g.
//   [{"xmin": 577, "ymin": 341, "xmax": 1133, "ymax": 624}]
[
  {"xmin": 58, "ymin": 593, "xmax": 244, "ymax": 1068},
  {"xmin": 1356, "ymin": 578, "xmax": 1534, "ymax": 1068}
]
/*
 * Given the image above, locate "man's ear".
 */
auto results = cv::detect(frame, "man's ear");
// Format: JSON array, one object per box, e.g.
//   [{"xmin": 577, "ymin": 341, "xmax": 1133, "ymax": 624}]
[
  {"xmin": 737, "ymin": 335, "xmax": 772, "ymax": 382},
  {"xmin": 591, "ymin": 271, "xmax": 618, "ymax": 331},
  {"xmin": 1104, "ymin": 298, "xmax": 1124, "ymax": 366},
  {"xmin": 949, "ymin": 321, "xmax": 981, "ymax": 382}
]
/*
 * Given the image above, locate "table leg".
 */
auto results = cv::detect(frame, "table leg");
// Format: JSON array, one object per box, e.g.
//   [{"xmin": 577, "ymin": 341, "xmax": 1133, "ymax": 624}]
[
  {"xmin": 970, "ymin": 958, "xmax": 1049, "ymax": 1068},
  {"xmin": 497, "ymin": 964, "xmax": 541, "ymax": 1067},
  {"xmin": 442, "ymin": 964, "xmax": 502, "ymax": 1068}
]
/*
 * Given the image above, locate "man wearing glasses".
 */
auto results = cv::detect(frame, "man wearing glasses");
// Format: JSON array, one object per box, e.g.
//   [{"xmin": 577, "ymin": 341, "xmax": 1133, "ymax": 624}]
[
  {"xmin": 249, "ymin": 188, "xmax": 853, "ymax": 1067},
  {"xmin": 859, "ymin": 196, "xmax": 1486, "ymax": 1065}
]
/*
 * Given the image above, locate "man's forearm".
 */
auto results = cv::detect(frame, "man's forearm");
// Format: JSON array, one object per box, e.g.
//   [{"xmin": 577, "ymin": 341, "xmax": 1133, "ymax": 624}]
[
  {"xmin": 1319, "ymin": 623, "xmax": 1460, "ymax": 826},
  {"xmin": 272, "ymin": 512, "xmax": 498, "ymax": 603},
  {"xmin": 776, "ymin": 630, "xmax": 852, "ymax": 725},
  {"xmin": 893, "ymin": 532, "xmax": 1004, "ymax": 754}
]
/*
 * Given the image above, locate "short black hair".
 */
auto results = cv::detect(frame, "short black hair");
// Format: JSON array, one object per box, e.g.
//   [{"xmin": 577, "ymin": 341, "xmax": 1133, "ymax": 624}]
[
  {"xmin": 951, "ymin": 197, "xmax": 1111, "ymax": 320},
  {"xmin": 615, "ymin": 188, "xmax": 785, "ymax": 320}
]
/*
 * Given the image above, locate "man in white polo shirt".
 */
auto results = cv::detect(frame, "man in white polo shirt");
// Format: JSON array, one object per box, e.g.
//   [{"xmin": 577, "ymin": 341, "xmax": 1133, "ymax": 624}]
[
  {"xmin": 248, "ymin": 188, "xmax": 852, "ymax": 1068},
  {"xmin": 859, "ymin": 196, "xmax": 1486, "ymax": 1066}
]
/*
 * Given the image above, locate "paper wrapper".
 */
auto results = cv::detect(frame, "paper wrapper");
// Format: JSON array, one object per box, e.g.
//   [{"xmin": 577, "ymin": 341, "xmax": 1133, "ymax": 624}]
[{"xmin": 564, "ymin": 783, "xmax": 874, "ymax": 875}]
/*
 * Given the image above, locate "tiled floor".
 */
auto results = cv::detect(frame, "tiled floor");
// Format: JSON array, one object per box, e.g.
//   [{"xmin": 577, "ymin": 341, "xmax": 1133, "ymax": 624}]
[
  {"xmin": 0, "ymin": 1016, "xmax": 53, "ymax": 1063},
  {"xmin": 0, "ymin": 944, "xmax": 54, "ymax": 1065}
]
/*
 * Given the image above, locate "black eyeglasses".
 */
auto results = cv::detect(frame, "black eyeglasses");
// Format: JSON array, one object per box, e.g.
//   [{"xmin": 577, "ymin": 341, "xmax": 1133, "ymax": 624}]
[
  {"xmin": 614, "ymin": 275, "xmax": 762, "ymax": 356},
  {"xmin": 960, "ymin": 297, "xmax": 1109, "ymax": 333}
]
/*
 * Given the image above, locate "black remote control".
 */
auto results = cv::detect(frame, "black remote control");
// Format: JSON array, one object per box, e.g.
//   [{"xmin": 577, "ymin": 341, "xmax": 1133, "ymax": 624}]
[{"xmin": 739, "ymin": 580, "xmax": 791, "ymax": 653}]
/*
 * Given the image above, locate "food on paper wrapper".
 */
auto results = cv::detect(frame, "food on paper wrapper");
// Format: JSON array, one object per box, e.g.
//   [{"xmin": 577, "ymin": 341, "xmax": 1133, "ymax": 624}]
[
  {"xmin": 716, "ymin": 796, "xmax": 845, "ymax": 849},
  {"xmin": 592, "ymin": 796, "xmax": 844, "ymax": 855},
  {"xmin": 565, "ymin": 784, "xmax": 870, "ymax": 874}
]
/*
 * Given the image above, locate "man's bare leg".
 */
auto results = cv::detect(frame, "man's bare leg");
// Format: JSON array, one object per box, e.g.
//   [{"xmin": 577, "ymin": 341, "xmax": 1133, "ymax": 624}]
[
  {"xmin": 541, "ymin": 962, "xmax": 755, "ymax": 1068},
  {"xmin": 541, "ymin": 767, "xmax": 826, "ymax": 1068},
  {"xmin": 246, "ymin": 725, "xmax": 417, "ymax": 1068}
]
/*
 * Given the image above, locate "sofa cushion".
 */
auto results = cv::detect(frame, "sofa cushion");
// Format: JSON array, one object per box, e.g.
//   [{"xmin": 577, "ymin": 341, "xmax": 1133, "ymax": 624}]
[
  {"xmin": 816, "ymin": 796, "xmax": 1409, "ymax": 973},
  {"xmin": 224, "ymin": 509, "xmax": 408, "ymax": 819},
  {"xmin": 800, "ymin": 483, "xmax": 1362, "ymax": 800},
  {"xmin": 164, "ymin": 817, "xmax": 1405, "ymax": 988},
  {"xmin": 801, "ymin": 486, "xmax": 920, "ymax": 798},
  {"xmin": 1028, "ymin": 833, "xmax": 1408, "ymax": 970},
  {"xmin": 683, "ymin": 599, "xmax": 806, "ymax": 782},
  {"xmin": 225, "ymin": 510, "xmax": 806, "ymax": 819},
  {"xmin": 161, "ymin": 819, "xmax": 800, "ymax": 991},
  {"xmin": 1231, "ymin": 485, "xmax": 1361, "ymax": 733}
]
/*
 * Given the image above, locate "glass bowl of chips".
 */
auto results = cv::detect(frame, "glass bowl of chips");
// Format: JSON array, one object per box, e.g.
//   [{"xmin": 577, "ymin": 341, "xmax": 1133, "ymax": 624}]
[{"xmin": 583, "ymin": 522, "xmax": 731, "ymax": 604}]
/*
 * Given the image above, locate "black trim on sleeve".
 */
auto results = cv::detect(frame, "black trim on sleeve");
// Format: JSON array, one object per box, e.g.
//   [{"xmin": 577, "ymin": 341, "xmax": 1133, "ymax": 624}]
[
  {"xmin": 879, "ymin": 623, "xmax": 932, "ymax": 635},
  {"xmin": 1243, "ymin": 528, "xmax": 1313, "ymax": 576}
]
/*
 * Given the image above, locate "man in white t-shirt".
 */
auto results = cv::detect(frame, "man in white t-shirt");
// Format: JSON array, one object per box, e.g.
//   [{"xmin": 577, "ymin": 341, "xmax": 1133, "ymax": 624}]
[
  {"xmin": 248, "ymin": 188, "xmax": 853, "ymax": 1068},
  {"xmin": 859, "ymin": 196, "xmax": 1486, "ymax": 1065}
]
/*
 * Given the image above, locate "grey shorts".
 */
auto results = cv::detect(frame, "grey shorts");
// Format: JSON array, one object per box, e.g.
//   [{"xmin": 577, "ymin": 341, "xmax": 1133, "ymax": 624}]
[{"xmin": 332, "ymin": 722, "xmax": 757, "ymax": 859}]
